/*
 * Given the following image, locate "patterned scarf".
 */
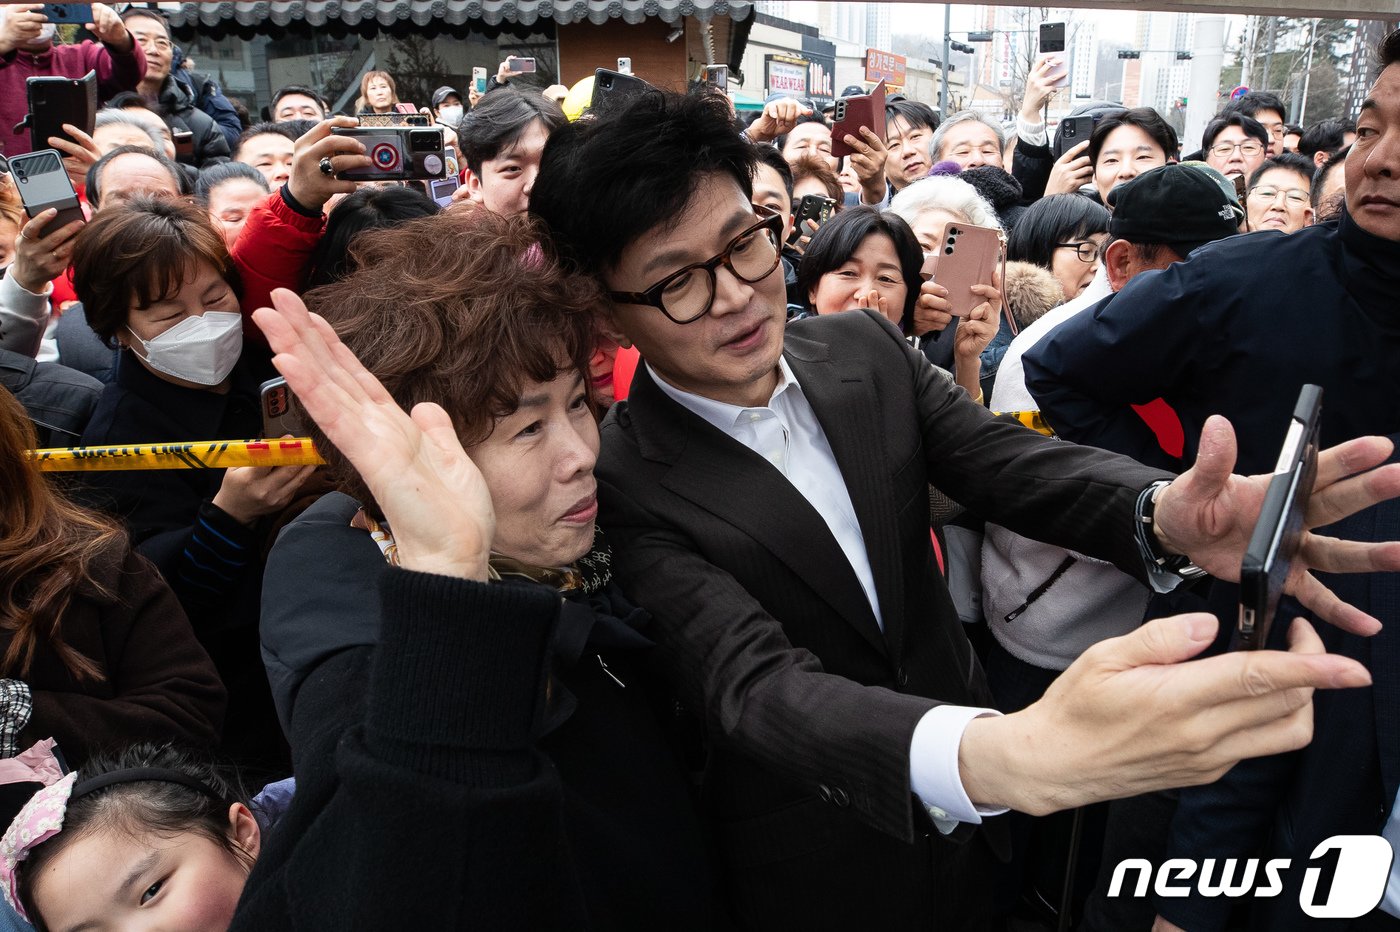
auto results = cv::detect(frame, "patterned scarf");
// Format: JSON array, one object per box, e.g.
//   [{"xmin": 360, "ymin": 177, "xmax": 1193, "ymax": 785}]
[{"xmin": 351, "ymin": 509, "xmax": 613, "ymax": 595}]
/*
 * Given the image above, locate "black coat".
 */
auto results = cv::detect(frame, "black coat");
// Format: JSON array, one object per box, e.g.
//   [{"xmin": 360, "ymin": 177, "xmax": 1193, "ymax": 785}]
[
  {"xmin": 73, "ymin": 347, "xmax": 285, "ymax": 768},
  {"xmin": 0, "ymin": 347, "xmax": 101, "ymax": 446},
  {"xmin": 256, "ymin": 492, "xmax": 728, "ymax": 929},
  {"xmin": 596, "ymin": 310, "xmax": 1171, "ymax": 929},
  {"xmin": 153, "ymin": 73, "xmax": 230, "ymax": 170}
]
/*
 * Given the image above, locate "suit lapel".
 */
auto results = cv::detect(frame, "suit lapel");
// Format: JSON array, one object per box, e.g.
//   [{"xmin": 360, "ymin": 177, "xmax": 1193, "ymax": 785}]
[
  {"xmin": 786, "ymin": 343, "xmax": 908, "ymax": 658},
  {"xmin": 628, "ymin": 363, "xmax": 887, "ymax": 656}
]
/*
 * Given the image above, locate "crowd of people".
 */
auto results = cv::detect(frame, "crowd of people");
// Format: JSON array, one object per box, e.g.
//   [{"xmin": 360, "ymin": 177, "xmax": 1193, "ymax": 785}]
[{"xmin": 1, "ymin": 3, "xmax": 1400, "ymax": 929}]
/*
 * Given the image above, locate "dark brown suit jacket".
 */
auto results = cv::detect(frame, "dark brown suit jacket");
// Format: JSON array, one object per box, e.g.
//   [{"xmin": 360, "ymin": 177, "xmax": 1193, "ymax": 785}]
[{"xmin": 597, "ymin": 310, "xmax": 1170, "ymax": 929}]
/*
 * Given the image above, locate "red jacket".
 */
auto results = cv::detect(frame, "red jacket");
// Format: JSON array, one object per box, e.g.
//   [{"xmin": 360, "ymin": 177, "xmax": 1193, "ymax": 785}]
[
  {"xmin": 1, "ymin": 39, "xmax": 146, "ymax": 157},
  {"xmin": 232, "ymin": 189, "xmax": 326, "ymax": 343}
]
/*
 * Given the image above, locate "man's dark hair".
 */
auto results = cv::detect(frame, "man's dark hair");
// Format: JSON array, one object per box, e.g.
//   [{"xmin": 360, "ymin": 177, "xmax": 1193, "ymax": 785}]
[
  {"xmin": 1247, "ymin": 152, "xmax": 1315, "ymax": 191},
  {"xmin": 1007, "ymin": 193, "xmax": 1110, "ymax": 269},
  {"xmin": 752, "ymin": 144, "xmax": 794, "ymax": 198},
  {"xmin": 773, "ymin": 112, "xmax": 831, "ymax": 154},
  {"xmin": 86, "ymin": 144, "xmax": 185, "ymax": 208},
  {"xmin": 1202, "ymin": 112, "xmax": 1269, "ymax": 151},
  {"xmin": 1088, "ymin": 107, "xmax": 1179, "ymax": 166},
  {"xmin": 1222, "ymin": 91, "xmax": 1286, "ymax": 124},
  {"xmin": 106, "ymin": 91, "xmax": 152, "ymax": 111},
  {"xmin": 1312, "ymin": 145, "xmax": 1349, "ymax": 212},
  {"xmin": 1382, "ymin": 27, "xmax": 1400, "ymax": 67},
  {"xmin": 118, "ymin": 7, "xmax": 170, "ymax": 36},
  {"xmin": 306, "ymin": 186, "xmax": 440, "ymax": 290},
  {"xmin": 885, "ymin": 99, "xmax": 940, "ymax": 137},
  {"xmin": 530, "ymin": 89, "xmax": 757, "ymax": 275},
  {"xmin": 794, "ymin": 206, "xmax": 923, "ymax": 331},
  {"xmin": 1298, "ymin": 118, "xmax": 1356, "ymax": 160},
  {"xmin": 233, "ymin": 121, "xmax": 298, "ymax": 159},
  {"xmin": 272, "ymin": 84, "xmax": 328, "ymax": 116},
  {"xmin": 458, "ymin": 89, "xmax": 566, "ymax": 176},
  {"xmin": 194, "ymin": 160, "xmax": 270, "ymax": 203}
]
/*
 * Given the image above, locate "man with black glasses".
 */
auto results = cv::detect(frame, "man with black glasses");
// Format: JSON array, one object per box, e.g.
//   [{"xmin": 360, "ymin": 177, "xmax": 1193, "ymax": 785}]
[
  {"xmin": 530, "ymin": 88, "xmax": 1400, "ymax": 931},
  {"xmin": 1202, "ymin": 112, "xmax": 1269, "ymax": 183}
]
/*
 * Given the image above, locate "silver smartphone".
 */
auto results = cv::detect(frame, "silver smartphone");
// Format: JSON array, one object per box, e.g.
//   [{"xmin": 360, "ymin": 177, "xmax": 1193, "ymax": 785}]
[{"xmin": 6, "ymin": 149, "xmax": 84, "ymax": 239}]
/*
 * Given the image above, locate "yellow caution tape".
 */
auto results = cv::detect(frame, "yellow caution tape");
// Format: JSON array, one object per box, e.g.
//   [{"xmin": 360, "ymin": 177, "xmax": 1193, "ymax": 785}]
[{"xmin": 28, "ymin": 438, "xmax": 325, "ymax": 472}]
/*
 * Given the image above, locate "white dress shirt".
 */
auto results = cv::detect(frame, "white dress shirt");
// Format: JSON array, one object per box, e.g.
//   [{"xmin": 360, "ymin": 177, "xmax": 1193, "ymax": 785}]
[{"xmin": 649, "ymin": 359, "xmax": 1005, "ymax": 829}]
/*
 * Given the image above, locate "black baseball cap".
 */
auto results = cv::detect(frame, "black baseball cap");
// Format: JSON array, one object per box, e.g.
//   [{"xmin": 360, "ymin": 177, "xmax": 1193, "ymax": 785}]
[
  {"xmin": 1107, "ymin": 163, "xmax": 1241, "ymax": 257},
  {"xmin": 431, "ymin": 85, "xmax": 462, "ymax": 109}
]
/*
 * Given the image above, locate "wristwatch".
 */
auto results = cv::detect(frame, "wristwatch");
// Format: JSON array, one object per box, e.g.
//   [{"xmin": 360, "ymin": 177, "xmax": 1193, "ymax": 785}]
[{"xmin": 1134, "ymin": 480, "xmax": 1208, "ymax": 580}]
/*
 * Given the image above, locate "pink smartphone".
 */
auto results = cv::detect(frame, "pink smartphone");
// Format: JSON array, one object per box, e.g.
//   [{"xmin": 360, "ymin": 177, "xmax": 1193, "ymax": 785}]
[
  {"xmin": 830, "ymin": 80, "xmax": 887, "ymax": 158},
  {"xmin": 921, "ymin": 222, "xmax": 1001, "ymax": 317}
]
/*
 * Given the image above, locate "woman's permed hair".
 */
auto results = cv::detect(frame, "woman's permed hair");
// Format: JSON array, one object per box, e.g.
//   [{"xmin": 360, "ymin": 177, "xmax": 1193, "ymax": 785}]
[
  {"xmin": 303, "ymin": 209, "xmax": 602, "ymax": 519},
  {"xmin": 888, "ymin": 175, "xmax": 1001, "ymax": 234}
]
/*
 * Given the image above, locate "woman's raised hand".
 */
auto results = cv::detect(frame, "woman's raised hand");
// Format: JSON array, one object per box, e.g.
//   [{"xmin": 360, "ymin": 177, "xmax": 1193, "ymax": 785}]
[{"xmin": 253, "ymin": 289, "xmax": 496, "ymax": 580}]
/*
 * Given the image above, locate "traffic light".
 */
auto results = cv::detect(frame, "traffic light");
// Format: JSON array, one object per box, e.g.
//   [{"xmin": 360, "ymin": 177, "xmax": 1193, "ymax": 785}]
[
  {"xmin": 1118, "ymin": 50, "xmax": 1141, "ymax": 59},
  {"xmin": 950, "ymin": 41, "xmax": 976, "ymax": 55},
  {"xmin": 1175, "ymin": 51, "xmax": 1193, "ymax": 61}
]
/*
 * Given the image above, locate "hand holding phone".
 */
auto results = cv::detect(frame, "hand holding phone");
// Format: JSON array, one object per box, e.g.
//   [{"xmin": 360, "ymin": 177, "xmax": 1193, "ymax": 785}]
[
  {"xmin": 261, "ymin": 377, "xmax": 306, "ymax": 439},
  {"xmin": 7, "ymin": 149, "xmax": 84, "ymax": 240},
  {"xmin": 920, "ymin": 221, "xmax": 1002, "ymax": 318},
  {"xmin": 1235, "ymin": 385, "xmax": 1323, "ymax": 650},
  {"xmin": 787, "ymin": 194, "xmax": 836, "ymax": 247},
  {"xmin": 830, "ymin": 80, "xmax": 887, "ymax": 159}
]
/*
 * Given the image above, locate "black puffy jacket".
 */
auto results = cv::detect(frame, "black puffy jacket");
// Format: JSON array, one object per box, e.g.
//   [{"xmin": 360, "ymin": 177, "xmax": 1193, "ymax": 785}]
[{"xmin": 154, "ymin": 73, "xmax": 230, "ymax": 169}]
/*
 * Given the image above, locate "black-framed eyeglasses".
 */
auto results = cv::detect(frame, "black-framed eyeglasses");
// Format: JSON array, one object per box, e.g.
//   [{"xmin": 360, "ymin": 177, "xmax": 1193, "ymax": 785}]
[
  {"xmin": 1210, "ymin": 140, "xmax": 1265, "ymax": 159},
  {"xmin": 607, "ymin": 208, "xmax": 785, "ymax": 324},
  {"xmin": 1055, "ymin": 241, "xmax": 1102, "ymax": 263}
]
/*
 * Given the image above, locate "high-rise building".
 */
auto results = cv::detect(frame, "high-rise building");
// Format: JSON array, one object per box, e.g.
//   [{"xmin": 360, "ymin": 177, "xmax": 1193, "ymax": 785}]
[{"xmin": 1130, "ymin": 11, "xmax": 1194, "ymax": 113}]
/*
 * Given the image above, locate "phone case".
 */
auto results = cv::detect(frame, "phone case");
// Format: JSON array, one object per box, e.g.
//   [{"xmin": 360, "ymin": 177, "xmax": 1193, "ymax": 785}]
[
  {"xmin": 830, "ymin": 80, "xmax": 886, "ymax": 159},
  {"xmin": 40, "ymin": 4, "xmax": 89, "ymax": 24},
  {"xmin": 1237, "ymin": 384, "xmax": 1323, "ymax": 649},
  {"xmin": 1053, "ymin": 115, "xmax": 1096, "ymax": 158},
  {"xmin": 7, "ymin": 149, "xmax": 84, "ymax": 240},
  {"xmin": 26, "ymin": 69, "xmax": 97, "ymax": 152},
  {"xmin": 922, "ymin": 222, "xmax": 1001, "ymax": 318},
  {"xmin": 787, "ymin": 195, "xmax": 835, "ymax": 246},
  {"xmin": 260, "ymin": 378, "xmax": 306, "ymax": 439},
  {"xmin": 590, "ymin": 69, "xmax": 650, "ymax": 113},
  {"xmin": 1036, "ymin": 53, "xmax": 1070, "ymax": 90}
]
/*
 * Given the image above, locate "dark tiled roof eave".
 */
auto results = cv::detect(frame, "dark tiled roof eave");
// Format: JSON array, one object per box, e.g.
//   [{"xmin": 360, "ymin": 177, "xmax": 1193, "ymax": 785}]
[{"xmin": 164, "ymin": 0, "xmax": 750, "ymax": 28}]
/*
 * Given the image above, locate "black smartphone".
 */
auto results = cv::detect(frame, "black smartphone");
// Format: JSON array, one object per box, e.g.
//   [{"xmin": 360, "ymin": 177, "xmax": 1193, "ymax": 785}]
[
  {"xmin": 6, "ymin": 149, "xmax": 84, "ymax": 240},
  {"xmin": 260, "ymin": 377, "xmax": 306, "ymax": 438},
  {"xmin": 787, "ymin": 194, "xmax": 836, "ymax": 247},
  {"xmin": 40, "ymin": 3, "xmax": 90, "ymax": 24},
  {"xmin": 590, "ymin": 68, "xmax": 650, "ymax": 115},
  {"xmin": 513, "ymin": 57, "xmax": 537, "ymax": 74},
  {"xmin": 1235, "ymin": 384, "xmax": 1323, "ymax": 650},
  {"xmin": 1039, "ymin": 21, "xmax": 1067, "ymax": 54},
  {"xmin": 26, "ymin": 70, "xmax": 97, "ymax": 153},
  {"xmin": 1053, "ymin": 114, "xmax": 1097, "ymax": 158}
]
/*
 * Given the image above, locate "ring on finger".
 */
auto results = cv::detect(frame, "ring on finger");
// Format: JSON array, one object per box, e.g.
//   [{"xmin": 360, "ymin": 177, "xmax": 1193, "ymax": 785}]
[{"xmin": 318, "ymin": 156, "xmax": 335, "ymax": 176}]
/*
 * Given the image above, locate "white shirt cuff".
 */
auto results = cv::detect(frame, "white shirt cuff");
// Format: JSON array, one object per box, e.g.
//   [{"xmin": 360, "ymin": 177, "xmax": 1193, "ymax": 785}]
[
  {"xmin": 909, "ymin": 704, "xmax": 1009, "ymax": 833},
  {"xmin": 1015, "ymin": 115, "xmax": 1049, "ymax": 148}
]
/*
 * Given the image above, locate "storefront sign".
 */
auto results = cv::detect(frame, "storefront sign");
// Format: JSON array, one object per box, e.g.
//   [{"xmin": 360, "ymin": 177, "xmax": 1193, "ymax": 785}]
[
  {"xmin": 865, "ymin": 48, "xmax": 906, "ymax": 86},
  {"xmin": 765, "ymin": 54, "xmax": 809, "ymax": 97}
]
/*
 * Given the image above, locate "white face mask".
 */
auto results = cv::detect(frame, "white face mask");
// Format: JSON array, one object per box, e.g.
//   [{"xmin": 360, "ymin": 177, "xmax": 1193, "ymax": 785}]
[
  {"xmin": 128, "ymin": 311, "xmax": 243, "ymax": 386},
  {"xmin": 437, "ymin": 105, "xmax": 463, "ymax": 126}
]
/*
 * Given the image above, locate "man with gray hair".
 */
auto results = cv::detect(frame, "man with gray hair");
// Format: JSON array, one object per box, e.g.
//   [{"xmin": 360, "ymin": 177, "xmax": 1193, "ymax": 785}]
[
  {"xmin": 92, "ymin": 108, "xmax": 167, "ymax": 155},
  {"xmin": 931, "ymin": 111, "xmax": 1007, "ymax": 171}
]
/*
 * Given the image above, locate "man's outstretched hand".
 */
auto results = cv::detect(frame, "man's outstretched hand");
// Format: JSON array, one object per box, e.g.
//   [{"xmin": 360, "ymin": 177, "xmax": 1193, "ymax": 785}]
[
  {"xmin": 960, "ymin": 613, "xmax": 1371, "ymax": 816},
  {"xmin": 1153, "ymin": 415, "xmax": 1400, "ymax": 635}
]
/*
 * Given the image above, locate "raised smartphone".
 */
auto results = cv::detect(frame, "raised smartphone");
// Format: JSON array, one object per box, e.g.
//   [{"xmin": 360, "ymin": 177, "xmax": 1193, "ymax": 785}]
[
  {"xmin": 39, "ymin": 4, "xmax": 89, "ymax": 24},
  {"xmin": 830, "ymin": 80, "xmax": 886, "ymax": 159},
  {"xmin": 704, "ymin": 64, "xmax": 729, "ymax": 88},
  {"xmin": 1038, "ymin": 22, "xmax": 1069, "ymax": 90},
  {"xmin": 25, "ymin": 70, "xmax": 97, "ymax": 152},
  {"xmin": 617, "ymin": 57, "xmax": 632, "ymax": 75},
  {"xmin": 260, "ymin": 377, "xmax": 306, "ymax": 439},
  {"xmin": 920, "ymin": 221, "xmax": 1002, "ymax": 318},
  {"xmin": 1235, "ymin": 384, "xmax": 1323, "ymax": 650},
  {"xmin": 6, "ymin": 149, "xmax": 84, "ymax": 239},
  {"xmin": 787, "ymin": 194, "xmax": 836, "ymax": 247},
  {"xmin": 590, "ymin": 68, "xmax": 650, "ymax": 114},
  {"xmin": 472, "ymin": 67, "xmax": 487, "ymax": 94}
]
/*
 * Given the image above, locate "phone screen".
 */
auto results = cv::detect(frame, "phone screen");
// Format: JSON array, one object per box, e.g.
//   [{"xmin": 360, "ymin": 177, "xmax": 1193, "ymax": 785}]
[{"xmin": 1040, "ymin": 21, "xmax": 1067, "ymax": 54}]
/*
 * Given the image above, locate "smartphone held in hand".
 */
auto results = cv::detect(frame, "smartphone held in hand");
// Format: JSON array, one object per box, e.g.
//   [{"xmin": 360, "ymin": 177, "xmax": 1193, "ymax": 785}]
[
  {"xmin": 6, "ymin": 149, "xmax": 85, "ymax": 239},
  {"xmin": 921, "ymin": 222, "xmax": 1001, "ymax": 317},
  {"xmin": 1235, "ymin": 384, "xmax": 1323, "ymax": 650}
]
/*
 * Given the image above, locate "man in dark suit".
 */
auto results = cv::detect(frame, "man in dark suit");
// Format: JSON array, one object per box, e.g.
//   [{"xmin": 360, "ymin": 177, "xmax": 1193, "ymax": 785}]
[{"xmin": 528, "ymin": 89, "xmax": 1397, "ymax": 930}]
